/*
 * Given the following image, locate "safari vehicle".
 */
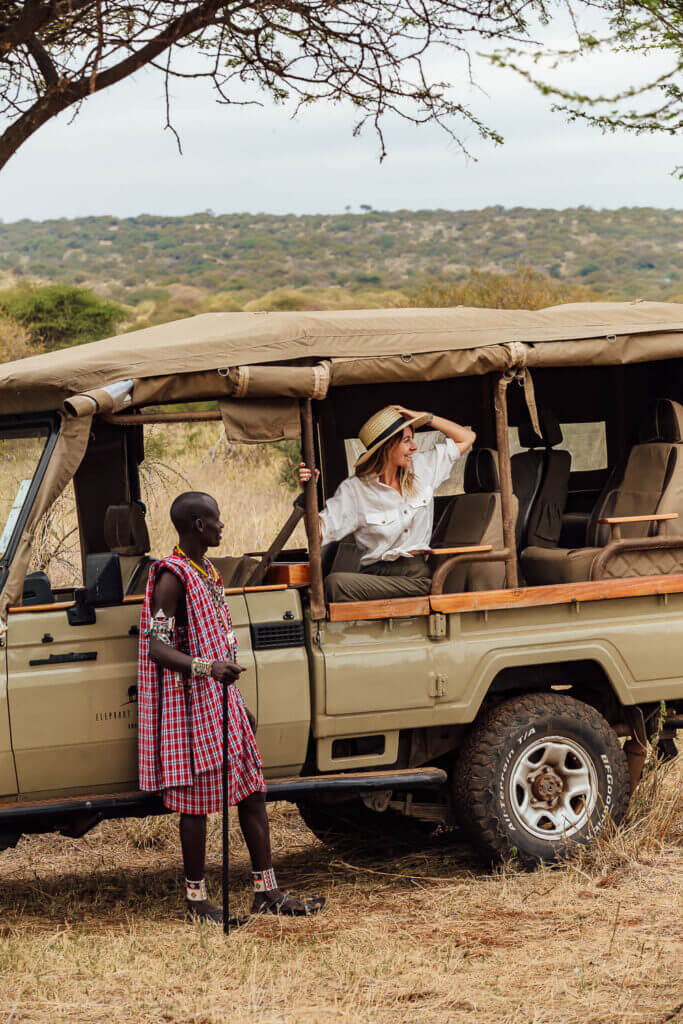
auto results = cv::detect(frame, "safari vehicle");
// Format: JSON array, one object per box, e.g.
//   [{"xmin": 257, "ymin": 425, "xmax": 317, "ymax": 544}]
[{"xmin": 0, "ymin": 302, "xmax": 682, "ymax": 865}]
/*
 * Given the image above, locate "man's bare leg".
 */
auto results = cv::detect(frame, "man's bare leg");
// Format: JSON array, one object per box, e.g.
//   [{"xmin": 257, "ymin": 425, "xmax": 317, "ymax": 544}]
[
  {"xmin": 179, "ymin": 813, "xmax": 229, "ymax": 922},
  {"xmin": 237, "ymin": 792, "xmax": 325, "ymax": 915}
]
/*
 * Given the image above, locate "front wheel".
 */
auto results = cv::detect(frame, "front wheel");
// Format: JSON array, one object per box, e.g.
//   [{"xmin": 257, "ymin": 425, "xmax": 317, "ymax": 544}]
[{"xmin": 453, "ymin": 692, "xmax": 630, "ymax": 863}]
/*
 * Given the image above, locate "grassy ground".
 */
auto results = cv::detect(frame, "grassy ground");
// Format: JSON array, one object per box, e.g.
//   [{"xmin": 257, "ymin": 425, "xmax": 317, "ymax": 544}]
[{"xmin": 0, "ymin": 757, "xmax": 680, "ymax": 1024}]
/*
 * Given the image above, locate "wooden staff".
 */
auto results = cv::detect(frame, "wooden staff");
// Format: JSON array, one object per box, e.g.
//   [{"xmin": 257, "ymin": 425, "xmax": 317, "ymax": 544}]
[{"xmin": 222, "ymin": 677, "xmax": 230, "ymax": 935}]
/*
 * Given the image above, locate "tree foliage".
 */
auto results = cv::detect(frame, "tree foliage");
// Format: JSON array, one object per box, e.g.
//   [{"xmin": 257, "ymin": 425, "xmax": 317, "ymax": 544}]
[
  {"xmin": 0, "ymin": 1, "xmax": 679, "ymax": 174},
  {"xmin": 0, "ymin": 282, "xmax": 125, "ymax": 349},
  {"xmin": 491, "ymin": 0, "xmax": 682, "ymax": 151}
]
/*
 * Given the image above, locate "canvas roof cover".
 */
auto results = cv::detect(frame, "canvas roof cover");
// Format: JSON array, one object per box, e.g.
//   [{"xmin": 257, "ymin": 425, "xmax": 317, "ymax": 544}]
[{"xmin": 1, "ymin": 301, "xmax": 683, "ymax": 414}]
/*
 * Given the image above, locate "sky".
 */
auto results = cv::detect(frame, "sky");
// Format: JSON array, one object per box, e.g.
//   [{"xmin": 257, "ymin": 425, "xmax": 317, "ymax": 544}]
[{"xmin": 0, "ymin": 27, "xmax": 680, "ymax": 221}]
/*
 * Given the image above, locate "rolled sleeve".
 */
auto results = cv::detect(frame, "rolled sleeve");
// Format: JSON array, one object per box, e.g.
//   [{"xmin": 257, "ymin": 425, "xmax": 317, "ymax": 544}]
[
  {"xmin": 418, "ymin": 437, "xmax": 461, "ymax": 489},
  {"xmin": 320, "ymin": 478, "xmax": 361, "ymax": 545}
]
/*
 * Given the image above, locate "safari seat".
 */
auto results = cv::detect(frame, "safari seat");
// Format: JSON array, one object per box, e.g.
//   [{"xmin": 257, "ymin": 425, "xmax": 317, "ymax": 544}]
[
  {"xmin": 511, "ymin": 408, "xmax": 571, "ymax": 553},
  {"xmin": 521, "ymin": 398, "xmax": 683, "ymax": 585},
  {"xmin": 432, "ymin": 448, "xmax": 518, "ymax": 593},
  {"xmin": 211, "ymin": 555, "xmax": 260, "ymax": 587},
  {"xmin": 104, "ymin": 501, "xmax": 153, "ymax": 595}
]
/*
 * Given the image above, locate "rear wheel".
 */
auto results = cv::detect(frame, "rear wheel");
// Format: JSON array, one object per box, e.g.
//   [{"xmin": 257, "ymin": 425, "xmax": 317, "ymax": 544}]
[{"xmin": 453, "ymin": 692, "xmax": 630, "ymax": 863}]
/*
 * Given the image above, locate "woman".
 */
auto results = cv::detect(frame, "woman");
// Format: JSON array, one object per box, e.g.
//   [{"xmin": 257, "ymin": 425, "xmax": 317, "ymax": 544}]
[{"xmin": 299, "ymin": 405, "xmax": 476, "ymax": 602}]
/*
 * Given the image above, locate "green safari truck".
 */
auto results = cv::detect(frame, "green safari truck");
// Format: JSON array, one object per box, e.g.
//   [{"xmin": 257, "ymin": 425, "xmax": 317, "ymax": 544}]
[{"xmin": 0, "ymin": 301, "xmax": 681, "ymax": 863}]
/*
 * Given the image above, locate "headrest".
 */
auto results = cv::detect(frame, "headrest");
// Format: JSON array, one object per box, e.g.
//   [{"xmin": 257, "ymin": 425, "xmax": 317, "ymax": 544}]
[
  {"xmin": 464, "ymin": 448, "xmax": 500, "ymax": 494},
  {"xmin": 638, "ymin": 399, "xmax": 683, "ymax": 444},
  {"xmin": 517, "ymin": 407, "xmax": 563, "ymax": 449},
  {"xmin": 104, "ymin": 501, "xmax": 150, "ymax": 556}
]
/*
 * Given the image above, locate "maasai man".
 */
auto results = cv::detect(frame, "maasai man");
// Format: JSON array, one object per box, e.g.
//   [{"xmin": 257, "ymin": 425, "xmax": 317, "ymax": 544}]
[{"xmin": 138, "ymin": 491, "xmax": 326, "ymax": 924}]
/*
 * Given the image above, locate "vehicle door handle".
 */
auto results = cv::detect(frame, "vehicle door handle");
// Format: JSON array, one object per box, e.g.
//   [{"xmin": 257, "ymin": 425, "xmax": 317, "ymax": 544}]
[{"xmin": 28, "ymin": 651, "xmax": 98, "ymax": 667}]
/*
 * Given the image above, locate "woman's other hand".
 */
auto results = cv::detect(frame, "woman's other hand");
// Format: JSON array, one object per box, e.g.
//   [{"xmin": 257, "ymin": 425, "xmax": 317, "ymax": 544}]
[{"xmin": 298, "ymin": 462, "xmax": 320, "ymax": 487}]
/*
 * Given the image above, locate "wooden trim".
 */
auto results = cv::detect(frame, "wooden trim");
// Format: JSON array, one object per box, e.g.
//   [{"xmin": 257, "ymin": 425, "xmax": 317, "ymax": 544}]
[
  {"xmin": 427, "ymin": 544, "xmax": 493, "ymax": 556},
  {"xmin": 598, "ymin": 513, "xmax": 679, "ymax": 525},
  {"xmin": 7, "ymin": 599, "xmax": 74, "ymax": 613},
  {"xmin": 265, "ymin": 562, "xmax": 311, "ymax": 586},
  {"xmin": 8, "ymin": 583, "xmax": 289, "ymax": 614},
  {"xmin": 430, "ymin": 573, "xmax": 683, "ymax": 615},
  {"xmin": 328, "ymin": 596, "xmax": 430, "ymax": 621}
]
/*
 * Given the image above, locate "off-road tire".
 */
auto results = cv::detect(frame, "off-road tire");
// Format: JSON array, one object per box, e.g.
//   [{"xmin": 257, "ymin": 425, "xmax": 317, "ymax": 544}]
[
  {"xmin": 452, "ymin": 692, "xmax": 630, "ymax": 864},
  {"xmin": 297, "ymin": 798, "xmax": 436, "ymax": 854}
]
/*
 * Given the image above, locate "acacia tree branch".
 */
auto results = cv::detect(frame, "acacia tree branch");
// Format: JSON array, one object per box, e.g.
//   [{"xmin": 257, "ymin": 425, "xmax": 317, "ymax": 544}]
[
  {"xmin": 24, "ymin": 35, "xmax": 59, "ymax": 86},
  {"xmin": 0, "ymin": 1, "xmax": 95, "ymax": 53},
  {"xmin": 0, "ymin": 0, "xmax": 224, "ymax": 170}
]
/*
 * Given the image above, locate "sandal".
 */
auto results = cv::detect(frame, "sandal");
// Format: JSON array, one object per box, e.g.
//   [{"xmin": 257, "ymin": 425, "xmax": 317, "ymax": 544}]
[
  {"xmin": 251, "ymin": 892, "xmax": 327, "ymax": 917},
  {"xmin": 186, "ymin": 900, "xmax": 248, "ymax": 928}
]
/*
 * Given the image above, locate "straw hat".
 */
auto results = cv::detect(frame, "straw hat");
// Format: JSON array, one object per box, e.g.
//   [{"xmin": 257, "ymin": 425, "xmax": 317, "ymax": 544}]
[{"xmin": 355, "ymin": 406, "xmax": 430, "ymax": 469}]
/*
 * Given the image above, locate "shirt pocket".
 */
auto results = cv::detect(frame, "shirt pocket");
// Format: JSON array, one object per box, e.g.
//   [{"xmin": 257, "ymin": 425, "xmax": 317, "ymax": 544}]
[
  {"xmin": 365, "ymin": 509, "xmax": 399, "ymax": 527},
  {"xmin": 408, "ymin": 487, "xmax": 432, "ymax": 511}
]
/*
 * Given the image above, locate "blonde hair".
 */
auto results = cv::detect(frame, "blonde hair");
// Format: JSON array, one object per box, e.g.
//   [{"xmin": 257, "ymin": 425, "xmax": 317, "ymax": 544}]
[{"xmin": 356, "ymin": 430, "xmax": 417, "ymax": 496}]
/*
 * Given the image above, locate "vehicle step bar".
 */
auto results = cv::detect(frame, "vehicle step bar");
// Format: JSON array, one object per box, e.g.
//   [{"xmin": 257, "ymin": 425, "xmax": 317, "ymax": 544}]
[{"xmin": 0, "ymin": 767, "xmax": 447, "ymax": 829}]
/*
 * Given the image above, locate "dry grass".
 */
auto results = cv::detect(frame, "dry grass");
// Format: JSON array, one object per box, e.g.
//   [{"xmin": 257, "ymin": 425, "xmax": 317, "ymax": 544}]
[
  {"xmin": 30, "ymin": 423, "xmax": 304, "ymax": 588},
  {"xmin": 0, "ymin": 758, "xmax": 680, "ymax": 1024},
  {"xmin": 140, "ymin": 423, "xmax": 306, "ymax": 561}
]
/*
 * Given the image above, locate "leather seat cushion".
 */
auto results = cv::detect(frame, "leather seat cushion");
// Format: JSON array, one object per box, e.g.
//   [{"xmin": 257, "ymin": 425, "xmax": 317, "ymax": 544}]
[{"xmin": 521, "ymin": 545, "xmax": 601, "ymax": 586}]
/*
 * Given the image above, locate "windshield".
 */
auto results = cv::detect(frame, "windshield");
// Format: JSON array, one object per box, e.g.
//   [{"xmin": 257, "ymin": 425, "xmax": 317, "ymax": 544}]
[{"xmin": 0, "ymin": 428, "xmax": 50, "ymax": 562}]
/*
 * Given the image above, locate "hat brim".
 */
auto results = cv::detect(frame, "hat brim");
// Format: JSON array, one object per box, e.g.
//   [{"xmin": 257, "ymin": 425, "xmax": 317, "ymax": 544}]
[{"xmin": 354, "ymin": 412, "xmax": 430, "ymax": 470}]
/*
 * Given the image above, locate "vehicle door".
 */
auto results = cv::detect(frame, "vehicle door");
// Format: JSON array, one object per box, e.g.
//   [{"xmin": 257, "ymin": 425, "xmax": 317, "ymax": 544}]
[{"xmin": 0, "ymin": 416, "xmax": 62, "ymax": 800}]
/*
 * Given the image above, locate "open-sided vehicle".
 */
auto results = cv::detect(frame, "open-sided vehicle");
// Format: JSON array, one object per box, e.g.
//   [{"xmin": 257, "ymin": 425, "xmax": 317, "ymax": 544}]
[{"xmin": 0, "ymin": 301, "xmax": 682, "ymax": 863}]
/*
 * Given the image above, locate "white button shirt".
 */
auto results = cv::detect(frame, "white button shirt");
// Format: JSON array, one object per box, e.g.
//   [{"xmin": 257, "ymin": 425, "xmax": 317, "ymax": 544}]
[{"xmin": 320, "ymin": 438, "xmax": 461, "ymax": 566}]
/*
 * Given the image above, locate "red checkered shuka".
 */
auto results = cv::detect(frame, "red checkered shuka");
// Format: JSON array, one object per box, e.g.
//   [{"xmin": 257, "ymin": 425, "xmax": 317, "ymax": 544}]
[{"xmin": 137, "ymin": 554, "xmax": 265, "ymax": 809}]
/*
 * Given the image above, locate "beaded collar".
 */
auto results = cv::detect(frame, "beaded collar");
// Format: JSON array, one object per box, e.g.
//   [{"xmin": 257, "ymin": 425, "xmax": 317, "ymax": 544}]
[{"xmin": 174, "ymin": 546, "xmax": 225, "ymax": 609}]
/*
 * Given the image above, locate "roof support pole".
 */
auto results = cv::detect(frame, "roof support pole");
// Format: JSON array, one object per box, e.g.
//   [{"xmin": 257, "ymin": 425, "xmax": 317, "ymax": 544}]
[
  {"xmin": 300, "ymin": 398, "xmax": 326, "ymax": 620},
  {"xmin": 494, "ymin": 373, "xmax": 519, "ymax": 589}
]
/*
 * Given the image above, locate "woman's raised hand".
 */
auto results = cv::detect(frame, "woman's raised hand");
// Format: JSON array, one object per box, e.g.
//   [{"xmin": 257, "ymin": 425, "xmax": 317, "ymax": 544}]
[{"xmin": 298, "ymin": 462, "xmax": 320, "ymax": 487}]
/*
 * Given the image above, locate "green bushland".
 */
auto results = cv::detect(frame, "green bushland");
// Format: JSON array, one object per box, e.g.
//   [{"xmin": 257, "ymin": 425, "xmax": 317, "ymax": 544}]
[
  {"xmin": 0, "ymin": 207, "xmax": 681, "ymax": 304},
  {"xmin": 0, "ymin": 283, "xmax": 125, "ymax": 350}
]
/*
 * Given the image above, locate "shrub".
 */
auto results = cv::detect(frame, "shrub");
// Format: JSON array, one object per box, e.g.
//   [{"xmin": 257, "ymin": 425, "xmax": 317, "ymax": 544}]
[
  {"xmin": 0, "ymin": 283, "xmax": 126, "ymax": 349},
  {"xmin": 410, "ymin": 266, "xmax": 599, "ymax": 310},
  {"xmin": 0, "ymin": 314, "xmax": 43, "ymax": 362}
]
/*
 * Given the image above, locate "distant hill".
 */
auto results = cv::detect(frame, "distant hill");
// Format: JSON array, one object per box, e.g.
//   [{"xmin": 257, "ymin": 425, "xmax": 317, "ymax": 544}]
[{"xmin": 0, "ymin": 207, "xmax": 681, "ymax": 301}]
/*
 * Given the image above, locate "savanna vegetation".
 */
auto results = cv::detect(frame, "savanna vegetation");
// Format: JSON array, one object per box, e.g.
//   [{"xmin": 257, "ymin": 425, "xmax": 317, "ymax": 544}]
[{"xmin": 0, "ymin": 207, "xmax": 681, "ymax": 316}]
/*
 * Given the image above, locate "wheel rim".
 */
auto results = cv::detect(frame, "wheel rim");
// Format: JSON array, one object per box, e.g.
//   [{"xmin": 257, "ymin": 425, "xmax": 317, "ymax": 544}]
[{"xmin": 507, "ymin": 734, "xmax": 598, "ymax": 842}]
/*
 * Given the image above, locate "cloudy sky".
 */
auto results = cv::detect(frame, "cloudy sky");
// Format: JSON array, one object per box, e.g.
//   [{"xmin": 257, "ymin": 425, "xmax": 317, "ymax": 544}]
[{"xmin": 0, "ymin": 25, "xmax": 680, "ymax": 221}]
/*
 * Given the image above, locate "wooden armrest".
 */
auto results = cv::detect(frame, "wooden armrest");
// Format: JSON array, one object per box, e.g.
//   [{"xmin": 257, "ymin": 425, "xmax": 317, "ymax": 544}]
[
  {"xmin": 427, "ymin": 544, "xmax": 493, "ymax": 556},
  {"xmin": 598, "ymin": 513, "xmax": 679, "ymax": 525}
]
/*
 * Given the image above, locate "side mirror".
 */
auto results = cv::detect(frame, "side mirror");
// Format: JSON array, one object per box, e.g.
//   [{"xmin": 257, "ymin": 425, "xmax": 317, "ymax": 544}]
[{"xmin": 68, "ymin": 553, "xmax": 123, "ymax": 626}]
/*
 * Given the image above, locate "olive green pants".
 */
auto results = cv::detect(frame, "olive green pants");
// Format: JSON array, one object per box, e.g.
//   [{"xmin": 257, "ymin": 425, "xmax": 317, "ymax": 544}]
[{"xmin": 324, "ymin": 554, "xmax": 432, "ymax": 603}]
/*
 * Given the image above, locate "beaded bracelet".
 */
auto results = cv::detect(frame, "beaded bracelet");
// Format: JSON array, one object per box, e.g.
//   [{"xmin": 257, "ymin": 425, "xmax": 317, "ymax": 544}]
[{"xmin": 191, "ymin": 657, "xmax": 214, "ymax": 678}]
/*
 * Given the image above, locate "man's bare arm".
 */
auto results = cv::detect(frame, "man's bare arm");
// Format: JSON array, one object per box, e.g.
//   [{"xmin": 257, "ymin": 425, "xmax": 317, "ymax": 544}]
[{"xmin": 149, "ymin": 571, "xmax": 244, "ymax": 685}]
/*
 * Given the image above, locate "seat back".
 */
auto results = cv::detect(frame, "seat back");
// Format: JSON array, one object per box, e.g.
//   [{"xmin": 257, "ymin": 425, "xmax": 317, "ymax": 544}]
[
  {"xmin": 511, "ymin": 408, "xmax": 571, "ymax": 550},
  {"xmin": 588, "ymin": 398, "xmax": 683, "ymax": 548},
  {"xmin": 211, "ymin": 555, "xmax": 260, "ymax": 588},
  {"xmin": 434, "ymin": 448, "xmax": 517, "ymax": 593},
  {"xmin": 104, "ymin": 501, "xmax": 152, "ymax": 594}
]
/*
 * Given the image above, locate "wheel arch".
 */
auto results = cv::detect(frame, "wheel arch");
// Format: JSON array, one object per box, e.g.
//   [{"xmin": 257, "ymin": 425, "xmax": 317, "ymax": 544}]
[{"xmin": 467, "ymin": 643, "xmax": 635, "ymax": 724}]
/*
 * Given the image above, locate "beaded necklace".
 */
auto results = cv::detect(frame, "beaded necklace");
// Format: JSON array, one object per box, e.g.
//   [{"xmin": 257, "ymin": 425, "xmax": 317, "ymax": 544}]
[{"xmin": 174, "ymin": 545, "xmax": 225, "ymax": 610}]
